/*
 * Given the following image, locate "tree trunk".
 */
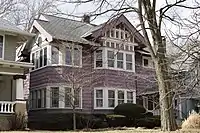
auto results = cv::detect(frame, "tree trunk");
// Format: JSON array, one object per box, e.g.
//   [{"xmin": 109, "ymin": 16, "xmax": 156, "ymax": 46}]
[
  {"xmin": 73, "ymin": 107, "xmax": 76, "ymax": 130},
  {"xmin": 155, "ymin": 58, "xmax": 177, "ymax": 131}
]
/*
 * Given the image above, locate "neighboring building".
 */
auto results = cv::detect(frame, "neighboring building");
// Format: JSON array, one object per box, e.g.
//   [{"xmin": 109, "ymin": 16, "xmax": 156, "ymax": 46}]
[
  {"xmin": 0, "ymin": 18, "xmax": 34, "ymax": 129},
  {"xmin": 21, "ymin": 14, "xmax": 156, "ymax": 129}
]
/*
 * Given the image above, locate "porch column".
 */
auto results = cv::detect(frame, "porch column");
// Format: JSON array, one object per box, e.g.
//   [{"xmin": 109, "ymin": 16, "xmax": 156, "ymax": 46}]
[{"xmin": 13, "ymin": 75, "xmax": 26, "ymax": 114}]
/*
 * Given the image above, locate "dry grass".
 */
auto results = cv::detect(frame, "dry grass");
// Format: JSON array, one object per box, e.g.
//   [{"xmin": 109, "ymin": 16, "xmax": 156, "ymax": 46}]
[
  {"xmin": 182, "ymin": 111, "xmax": 200, "ymax": 129},
  {"xmin": 1, "ymin": 128, "xmax": 200, "ymax": 133}
]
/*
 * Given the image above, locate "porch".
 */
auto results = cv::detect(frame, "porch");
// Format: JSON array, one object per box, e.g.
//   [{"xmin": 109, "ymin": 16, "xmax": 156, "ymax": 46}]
[{"xmin": 0, "ymin": 59, "xmax": 33, "ymax": 114}]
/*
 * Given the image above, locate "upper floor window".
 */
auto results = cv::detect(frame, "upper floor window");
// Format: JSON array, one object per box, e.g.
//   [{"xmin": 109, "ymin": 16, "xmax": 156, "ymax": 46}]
[
  {"xmin": 52, "ymin": 46, "xmax": 59, "ymax": 64},
  {"xmin": 31, "ymin": 47, "xmax": 47, "ymax": 70},
  {"xmin": 0, "ymin": 35, "xmax": 3, "ymax": 58},
  {"xmin": 142, "ymin": 56, "xmax": 154, "ymax": 68},
  {"xmin": 95, "ymin": 50, "xmax": 103, "ymax": 67},
  {"xmin": 94, "ymin": 48, "xmax": 134, "ymax": 71},
  {"xmin": 65, "ymin": 46, "xmax": 82, "ymax": 67}
]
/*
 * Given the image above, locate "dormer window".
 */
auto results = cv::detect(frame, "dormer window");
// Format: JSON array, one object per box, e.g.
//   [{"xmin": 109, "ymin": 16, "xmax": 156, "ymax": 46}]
[{"xmin": 0, "ymin": 35, "xmax": 3, "ymax": 59}]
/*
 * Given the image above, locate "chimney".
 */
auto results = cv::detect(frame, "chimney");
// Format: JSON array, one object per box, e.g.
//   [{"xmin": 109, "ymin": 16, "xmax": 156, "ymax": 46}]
[{"xmin": 82, "ymin": 14, "xmax": 90, "ymax": 23}]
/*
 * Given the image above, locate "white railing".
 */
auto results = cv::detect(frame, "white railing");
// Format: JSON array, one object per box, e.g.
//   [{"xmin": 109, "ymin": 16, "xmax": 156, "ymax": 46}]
[{"xmin": 0, "ymin": 101, "xmax": 15, "ymax": 113}]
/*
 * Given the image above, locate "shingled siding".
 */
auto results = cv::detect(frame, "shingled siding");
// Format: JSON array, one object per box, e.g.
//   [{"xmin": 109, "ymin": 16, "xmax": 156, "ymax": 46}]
[{"xmin": 135, "ymin": 52, "xmax": 157, "ymax": 95}]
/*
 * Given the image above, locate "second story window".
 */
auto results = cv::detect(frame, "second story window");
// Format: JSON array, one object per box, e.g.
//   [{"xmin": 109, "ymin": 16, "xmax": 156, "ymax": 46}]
[
  {"xmin": 117, "ymin": 52, "xmax": 123, "ymax": 69},
  {"xmin": 0, "ymin": 35, "xmax": 3, "ymax": 58},
  {"xmin": 52, "ymin": 46, "xmax": 59, "ymax": 64},
  {"xmin": 108, "ymin": 51, "xmax": 115, "ymax": 68},
  {"xmin": 142, "ymin": 56, "xmax": 154, "ymax": 68},
  {"xmin": 126, "ymin": 54, "xmax": 133, "ymax": 70},
  {"xmin": 95, "ymin": 50, "xmax": 103, "ymax": 67},
  {"xmin": 65, "ymin": 46, "xmax": 82, "ymax": 67}
]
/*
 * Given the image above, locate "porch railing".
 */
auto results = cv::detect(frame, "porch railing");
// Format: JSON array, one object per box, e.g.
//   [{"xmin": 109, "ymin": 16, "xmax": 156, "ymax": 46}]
[{"xmin": 0, "ymin": 101, "xmax": 15, "ymax": 113}]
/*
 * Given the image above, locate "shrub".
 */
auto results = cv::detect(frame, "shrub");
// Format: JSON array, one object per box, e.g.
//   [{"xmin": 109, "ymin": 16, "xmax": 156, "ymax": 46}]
[
  {"xmin": 135, "ymin": 116, "xmax": 161, "ymax": 129},
  {"xmin": 114, "ymin": 103, "xmax": 146, "ymax": 119},
  {"xmin": 9, "ymin": 113, "xmax": 27, "ymax": 130},
  {"xmin": 182, "ymin": 111, "xmax": 200, "ymax": 129},
  {"xmin": 106, "ymin": 114, "xmax": 127, "ymax": 127}
]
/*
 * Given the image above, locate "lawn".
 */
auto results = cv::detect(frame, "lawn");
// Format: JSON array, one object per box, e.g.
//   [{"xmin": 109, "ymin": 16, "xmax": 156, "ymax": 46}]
[{"xmin": 1, "ymin": 128, "xmax": 200, "ymax": 133}]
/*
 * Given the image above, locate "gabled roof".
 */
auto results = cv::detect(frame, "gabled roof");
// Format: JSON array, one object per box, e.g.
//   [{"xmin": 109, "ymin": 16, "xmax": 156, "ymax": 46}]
[
  {"xmin": 36, "ymin": 14, "xmax": 95, "ymax": 44},
  {"xmin": 0, "ymin": 18, "xmax": 34, "ymax": 40}
]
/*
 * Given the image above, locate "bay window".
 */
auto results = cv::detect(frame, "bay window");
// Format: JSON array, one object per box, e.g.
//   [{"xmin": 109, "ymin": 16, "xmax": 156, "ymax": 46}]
[
  {"xmin": 66, "ymin": 47, "xmax": 72, "ymax": 65},
  {"xmin": 126, "ymin": 54, "xmax": 132, "ymax": 70},
  {"xmin": 94, "ymin": 48, "xmax": 134, "ymax": 71},
  {"xmin": 94, "ymin": 88, "xmax": 135, "ymax": 109},
  {"xmin": 65, "ymin": 87, "xmax": 81, "ymax": 108},
  {"xmin": 95, "ymin": 50, "xmax": 103, "ymax": 67},
  {"xmin": 39, "ymin": 50, "xmax": 43, "ymax": 67},
  {"xmin": 52, "ymin": 46, "xmax": 59, "ymax": 64},
  {"xmin": 0, "ymin": 35, "xmax": 3, "ymax": 58},
  {"xmin": 108, "ymin": 51, "xmax": 115, "ymax": 68},
  {"xmin": 127, "ymin": 91, "xmax": 133, "ymax": 103},
  {"xmin": 118, "ymin": 90, "xmax": 124, "ymax": 104},
  {"xmin": 108, "ymin": 90, "xmax": 115, "ymax": 107},
  {"xmin": 31, "ymin": 47, "xmax": 47, "ymax": 70},
  {"xmin": 51, "ymin": 87, "xmax": 59, "ymax": 108},
  {"xmin": 95, "ymin": 90, "xmax": 103, "ymax": 107},
  {"xmin": 65, "ymin": 46, "xmax": 82, "ymax": 67},
  {"xmin": 117, "ymin": 52, "xmax": 123, "ymax": 69},
  {"xmin": 30, "ymin": 88, "xmax": 46, "ymax": 109},
  {"xmin": 44, "ymin": 47, "xmax": 47, "ymax": 66}
]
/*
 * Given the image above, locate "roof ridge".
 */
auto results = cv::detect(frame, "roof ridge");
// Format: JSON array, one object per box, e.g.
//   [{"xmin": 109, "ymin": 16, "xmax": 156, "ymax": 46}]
[{"xmin": 40, "ymin": 13, "xmax": 96, "ymax": 26}]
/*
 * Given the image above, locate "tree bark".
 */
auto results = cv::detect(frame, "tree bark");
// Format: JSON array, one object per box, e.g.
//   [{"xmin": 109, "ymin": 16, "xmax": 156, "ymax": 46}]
[{"xmin": 155, "ymin": 56, "xmax": 177, "ymax": 131}]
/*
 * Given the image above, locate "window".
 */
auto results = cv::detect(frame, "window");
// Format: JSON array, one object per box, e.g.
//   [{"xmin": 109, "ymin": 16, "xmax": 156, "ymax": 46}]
[
  {"xmin": 106, "ymin": 42, "xmax": 110, "ymax": 47},
  {"xmin": 66, "ymin": 47, "xmax": 72, "ymax": 65},
  {"xmin": 65, "ymin": 87, "xmax": 81, "ymax": 108},
  {"xmin": 143, "ymin": 59, "xmax": 149, "ymax": 67},
  {"xmin": 65, "ymin": 87, "xmax": 71, "ymax": 107},
  {"xmin": 31, "ymin": 53, "xmax": 35, "ymax": 70},
  {"xmin": 108, "ymin": 90, "xmax": 115, "ymax": 107},
  {"xmin": 94, "ymin": 88, "xmax": 135, "ymax": 109},
  {"xmin": 51, "ymin": 87, "xmax": 59, "ymax": 107},
  {"xmin": 108, "ymin": 51, "xmax": 115, "ymax": 67},
  {"xmin": 95, "ymin": 50, "xmax": 103, "ymax": 67},
  {"xmin": 106, "ymin": 30, "xmax": 110, "ymax": 37},
  {"xmin": 44, "ymin": 47, "xmax": 47, "ymax": 66},
  {"xmin": 39, "ymin": 50, "xmax": 43, "ymax": 67},
  {"xmin": 94, "ymin": 48, "xmax": 134, "ymax": 72},
  {"xmin": 118, "ymin": 90, "xmax": 124, "ymax": 104},
  {"xmin": 31, "ymin": 47, "xmax": 47, "ymax": 70},
  {"xmin": 116, "ymin": 31, "xmax": 119, "ymax": 38},
  {"xmin": 111, "ymin": 30, "xmax": 114, "ymax": 38},
  {"xmin": 74, "ymin": 48, "xmax": 81, "ymax": 66},
  {"xmin": 36, "ymin": 51, "xmax": 39, "ymax": 69},
  {"xmin": 126, "ymin": 54, "xmax": 132, "ymax": 70},
  {"xmin": 52, "ymin": 46, "xmax": 59, "ymax": 64},
  {"xmin": 95, "ymin": 90, "xmax": 103, "ymax": 107},
  {"xmin": 116, "ymin": 43, "xmax": 120, "ymax": 49},
  {"xmin": 127, "ymin": 91, "xmax": 133, "ymax": 103},
  {"xmin": 148, "ymin": 97, "xmax": 153, "ymax": 110},
  {"xmin": 111, "ymin": 42, "xmax": 115, "ymax": 48},
  {"xmin": 143, "ymin": 57, "xmax": 154, "ymax": 68},
  {"xmin": 0, "ymin": 36, "xmax": 3, "ymax": 58},
  {"xmin": 117, "ymin": 52, "xmax": 123, "ymax": 69},
  {"xmin": 65, "ymin": 46, "xmax": 82, "ymax": 66},
  {"xmin": 121, "ymin": 32, "xmax": 124, "ymax": 39},
  {"xmin": 37, "ymin": 90, "xmax": 42, "ymax": 108}
]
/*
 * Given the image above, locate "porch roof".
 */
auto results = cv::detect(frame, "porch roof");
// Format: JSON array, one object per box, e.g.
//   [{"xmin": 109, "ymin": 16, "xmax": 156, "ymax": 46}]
[{"xmin": 0, "ymin": 59, "xmax": 33, "ymax": 75}]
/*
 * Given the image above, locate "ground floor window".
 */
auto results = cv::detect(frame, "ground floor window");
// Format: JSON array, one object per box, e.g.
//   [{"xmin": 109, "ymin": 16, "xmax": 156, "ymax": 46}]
[
  {"xmin": 94, "ymin": 87, "xmax": 136, "ymax": 109},
  {"xmin": 30, "ymin": 88, "xmax": 46, "ymax": 109}
]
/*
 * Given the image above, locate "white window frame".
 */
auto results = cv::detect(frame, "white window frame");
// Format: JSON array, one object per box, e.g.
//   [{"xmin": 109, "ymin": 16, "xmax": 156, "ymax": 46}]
[
  {"xmin": 63, "ymin": 86, "xmax": 82, "ymax": 109},
  {"xmin": 64, "ymin": 44, "xmax": 82, "ymax": 67},
  {"xmin": 0, "ymin": 34, "xmax": 5, "ymax": 59},
  {"xmin": 94, "ymin": 87, "xmax": 136, "ymax": 109},
  {"xmin": 94, "ymin": 47, "xmax": 135, "ymax": 72},
  {"xmin": 142, "ymin": 56, "xmax": 154, "ymax": 68}
]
